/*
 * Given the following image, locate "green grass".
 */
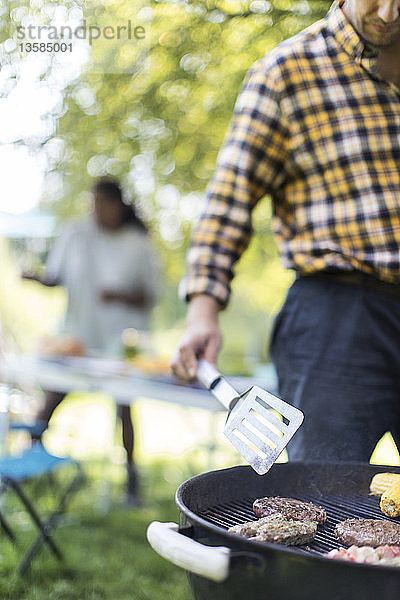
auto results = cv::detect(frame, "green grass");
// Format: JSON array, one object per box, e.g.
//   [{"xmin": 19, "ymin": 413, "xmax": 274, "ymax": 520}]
[
  {"xmin": 1, "ymin": 435, "xmax": 399, "ymax": 600},
  {"xmin": 0, "ymin": 458, "xmax": 196, "ymax": 600},
  {"xmin": 2, "ymin": 382, "xmax": 400, "ymax": 600}
]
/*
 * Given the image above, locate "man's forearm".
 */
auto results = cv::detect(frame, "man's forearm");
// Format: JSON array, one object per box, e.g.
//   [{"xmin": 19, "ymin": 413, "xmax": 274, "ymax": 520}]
[
  {"xmin": 186, "ymin": 294, "xmax": 221, "ymax": 326},
  {"xmin": 170, "ymin": 293, "xmax": 223, "ymax": 379}
]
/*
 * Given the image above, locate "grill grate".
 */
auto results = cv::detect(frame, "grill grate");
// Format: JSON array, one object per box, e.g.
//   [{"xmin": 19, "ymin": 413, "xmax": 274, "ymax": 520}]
[{"xmin": 198, "ymin": 493, "xmax": 400, "ymax": 555}]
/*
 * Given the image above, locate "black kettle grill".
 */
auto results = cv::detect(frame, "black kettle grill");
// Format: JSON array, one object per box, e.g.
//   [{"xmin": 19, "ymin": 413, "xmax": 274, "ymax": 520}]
[{"xmin": 147, "ymin": 462, "xmax": 400, "ymax": 600}]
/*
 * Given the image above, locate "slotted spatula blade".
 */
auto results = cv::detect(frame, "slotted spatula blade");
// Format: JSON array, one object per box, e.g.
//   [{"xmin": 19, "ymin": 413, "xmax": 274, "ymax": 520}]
[{"xmin": 197, "ymin": 359, "xmax": 304, "ymax": 475}]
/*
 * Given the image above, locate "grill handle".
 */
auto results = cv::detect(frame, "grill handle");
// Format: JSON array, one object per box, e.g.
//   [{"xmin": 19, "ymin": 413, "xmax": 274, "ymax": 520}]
[{"xmin": 146, "ymin": 521, "xmax": 230, "ymax": 582}]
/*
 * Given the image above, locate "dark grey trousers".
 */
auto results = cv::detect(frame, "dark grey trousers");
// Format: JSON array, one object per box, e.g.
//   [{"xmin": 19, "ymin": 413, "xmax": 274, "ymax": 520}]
[{"xmin": 270, "ymin": 276, "xmax": 400, "ymax": 462}]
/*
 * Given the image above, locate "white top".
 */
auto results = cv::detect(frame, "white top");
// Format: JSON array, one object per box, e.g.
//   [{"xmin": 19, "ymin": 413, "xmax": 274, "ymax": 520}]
[{"xmin": 46, "ymin": 217, "xmax": 159, "ymax": 352}]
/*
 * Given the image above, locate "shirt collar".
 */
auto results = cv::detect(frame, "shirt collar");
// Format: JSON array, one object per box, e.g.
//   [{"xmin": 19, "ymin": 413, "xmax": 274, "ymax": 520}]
[{"xmin": 326, "ymin": 0, "xmax": 378, "ymax": 63}]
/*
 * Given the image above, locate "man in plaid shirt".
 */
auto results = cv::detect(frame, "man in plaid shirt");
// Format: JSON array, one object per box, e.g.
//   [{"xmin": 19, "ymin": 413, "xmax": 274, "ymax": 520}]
[{"xmin": 171, "ymin": 0, "xmax": 400, "ymax": 461}]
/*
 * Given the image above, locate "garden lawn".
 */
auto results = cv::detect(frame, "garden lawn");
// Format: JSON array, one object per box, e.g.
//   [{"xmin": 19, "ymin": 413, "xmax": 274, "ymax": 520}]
[{"xmin": 0, "ymin": 458, "xmax": 193, "ymax": 600}]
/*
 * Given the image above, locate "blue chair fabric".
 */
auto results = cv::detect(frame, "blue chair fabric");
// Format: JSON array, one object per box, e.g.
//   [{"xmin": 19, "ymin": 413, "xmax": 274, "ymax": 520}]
[{"xmin": 0, "ymin": 439, "xmax": 83, "ymax": 575}]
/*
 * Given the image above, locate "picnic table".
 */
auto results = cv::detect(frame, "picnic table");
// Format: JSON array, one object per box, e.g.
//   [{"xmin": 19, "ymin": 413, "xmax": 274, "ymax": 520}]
[{"xmin": 0, "ymin": 353, "xmax": 277, "ymax": 412}]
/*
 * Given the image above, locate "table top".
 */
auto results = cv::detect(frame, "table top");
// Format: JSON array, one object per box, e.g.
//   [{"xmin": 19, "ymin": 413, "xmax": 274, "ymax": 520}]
[{"xmin": 0, "ymin": 353, "xmax": 278, "ymax": 412}]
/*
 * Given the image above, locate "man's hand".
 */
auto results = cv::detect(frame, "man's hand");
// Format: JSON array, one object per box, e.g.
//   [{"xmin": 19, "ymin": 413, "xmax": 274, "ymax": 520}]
[{"xmin": 170, "ymin": 294, "xmax": 222, "ymax": 381}]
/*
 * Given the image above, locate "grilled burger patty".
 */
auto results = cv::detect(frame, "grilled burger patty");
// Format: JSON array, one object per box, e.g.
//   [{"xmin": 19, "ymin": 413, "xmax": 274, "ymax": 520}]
[
  {"xmin": 335, "ymin": 519, "xmax": 400, "ymax": 548},
  {"xmin": 253, "ymin": 497, "xmax": 327, "ymax": 523},
  {"xmin": 229, "ymin": 514, "xmax": 317, "ymax": 546}
]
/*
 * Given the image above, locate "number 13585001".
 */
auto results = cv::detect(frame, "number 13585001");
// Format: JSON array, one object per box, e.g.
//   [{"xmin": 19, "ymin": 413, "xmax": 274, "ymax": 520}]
[{"xmin": 19, "ymin": 42, "xmax": 73, "ymax": 53}]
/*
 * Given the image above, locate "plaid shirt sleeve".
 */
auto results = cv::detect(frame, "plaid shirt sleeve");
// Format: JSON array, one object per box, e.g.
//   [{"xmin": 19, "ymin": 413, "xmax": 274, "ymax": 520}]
[{"xmin": 181, "ymin": 59, "xmax": 290, "ymax": 306}]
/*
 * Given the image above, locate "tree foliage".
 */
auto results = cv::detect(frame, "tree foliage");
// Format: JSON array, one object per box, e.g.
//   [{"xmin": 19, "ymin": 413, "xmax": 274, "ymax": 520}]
[{"xmin": 2, "ymin": 0, "xmax": 332, "ymax": 343}]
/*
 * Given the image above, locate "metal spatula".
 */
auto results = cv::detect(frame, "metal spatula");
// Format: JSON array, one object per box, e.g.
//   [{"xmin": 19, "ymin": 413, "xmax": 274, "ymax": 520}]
[{"xmin": 197, "ymin": 359, "xmax": 304, "ymax": 475}]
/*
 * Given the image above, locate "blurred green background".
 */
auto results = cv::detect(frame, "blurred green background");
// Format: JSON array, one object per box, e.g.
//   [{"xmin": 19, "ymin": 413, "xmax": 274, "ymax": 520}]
[
  {"xmin": 1, "ymin": 0, "xmax": 399, "ymax": 598},
  {"xmin": 1, "ymin": 0, "xmax": 333, "ymax": 371}
]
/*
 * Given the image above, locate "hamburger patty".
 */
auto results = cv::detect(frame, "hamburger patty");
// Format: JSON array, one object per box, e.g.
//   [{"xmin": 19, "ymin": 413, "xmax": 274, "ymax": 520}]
[
  {"xmin": 335, "ymin": 519, "xmax": 400, "ymax": 548},
  {"xmin": 229, "ymin": 514, "xmax": 317, "ymax": 546},
  {"xmin": 253, "ymin": 497, "xmax": 327, "ymax": 523}
]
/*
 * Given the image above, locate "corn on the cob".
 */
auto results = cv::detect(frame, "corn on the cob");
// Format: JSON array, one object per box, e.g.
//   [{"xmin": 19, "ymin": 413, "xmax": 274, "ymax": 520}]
[
  {"xmin": 370, "ymin": 473, "xmax": 400, "ymax": 496},
  {"xmin": 380, "ymin": 482, "xmax": 400, "ymax": 517}
]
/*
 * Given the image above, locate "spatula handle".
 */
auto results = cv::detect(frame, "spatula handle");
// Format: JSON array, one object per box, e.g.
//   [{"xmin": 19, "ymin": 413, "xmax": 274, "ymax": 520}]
[
  {"xmin": 196, "ymin": 359, "xmax": 221, "ymax": 389},
  {"xmin": 197, "ymin": 359, "xmax": 239, "ymax": 411}
]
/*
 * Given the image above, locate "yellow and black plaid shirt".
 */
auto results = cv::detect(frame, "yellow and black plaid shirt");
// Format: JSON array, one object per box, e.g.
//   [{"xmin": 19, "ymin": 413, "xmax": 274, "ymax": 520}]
[{"xmin": 182, "ymin": 0, "xmax": 400, "ymax": 306}]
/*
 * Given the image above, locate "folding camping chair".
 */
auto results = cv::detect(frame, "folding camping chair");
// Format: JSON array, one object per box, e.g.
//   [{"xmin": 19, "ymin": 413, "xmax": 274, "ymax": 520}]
[{"xmin": 0, "ymin": 431, "xmax": 83, "ymax": 575}]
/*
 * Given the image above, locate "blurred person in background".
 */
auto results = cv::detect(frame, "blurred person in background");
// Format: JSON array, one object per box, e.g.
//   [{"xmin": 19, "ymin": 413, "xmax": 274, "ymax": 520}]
[
  {"xmin": 23, "ymin": 178, "xmax": 160, "ymax": 505},
  {"xmin": 171, "ymin": 0, "xmax": 400, "ymax": 463}
]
